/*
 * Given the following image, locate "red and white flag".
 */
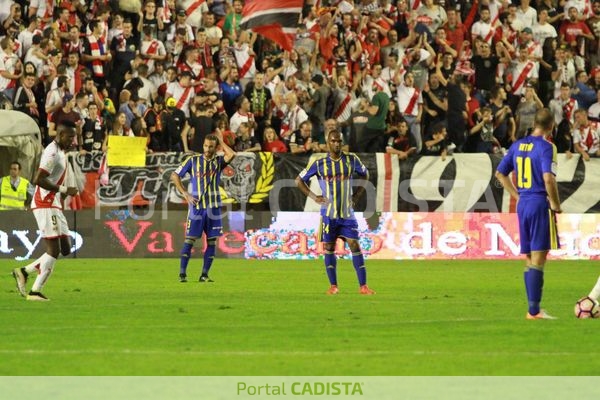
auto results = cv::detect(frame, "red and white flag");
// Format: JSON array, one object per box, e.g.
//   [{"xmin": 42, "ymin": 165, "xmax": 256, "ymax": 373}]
[{"xmin": 240, "ymin": 0, "xmax": 303, "ymax": 51}]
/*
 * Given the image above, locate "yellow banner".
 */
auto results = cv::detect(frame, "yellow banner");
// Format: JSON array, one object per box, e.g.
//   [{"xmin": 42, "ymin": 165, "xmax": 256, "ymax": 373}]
[{"xmin": 107, "ymin": 136, "xmax": 147, "ymax": 167}]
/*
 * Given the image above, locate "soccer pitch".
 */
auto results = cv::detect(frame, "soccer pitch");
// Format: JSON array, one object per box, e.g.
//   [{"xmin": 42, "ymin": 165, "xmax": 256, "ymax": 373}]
[{"xmin": 1, "ymin": 258, "xmax": 599, "ymax": 376}]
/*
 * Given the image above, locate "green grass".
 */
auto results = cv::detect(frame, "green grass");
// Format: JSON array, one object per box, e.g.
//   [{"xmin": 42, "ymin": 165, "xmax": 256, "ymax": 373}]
[{"xmin": 1, "ymin": 258, "xmax": 599, "ymax": 375}]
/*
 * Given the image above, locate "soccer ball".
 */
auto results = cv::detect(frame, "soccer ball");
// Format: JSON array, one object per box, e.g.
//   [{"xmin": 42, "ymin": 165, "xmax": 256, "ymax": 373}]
[{"xmin": 574, "ymin": 296, "xmax": 600, "ymax": 319}]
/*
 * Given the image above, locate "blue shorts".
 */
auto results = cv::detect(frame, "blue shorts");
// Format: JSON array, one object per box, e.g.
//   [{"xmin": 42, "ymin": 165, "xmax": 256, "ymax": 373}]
[
  {"xmin": 517, "ymin": 196, "xmax": 559, "ymax": 254},
  {"xmin": 318, "ymin": 216, "xmax": 359, "ymax": 243},
  {"xmin": 186, "ymin": 207, "xmax": 223, "ymax": 239}
]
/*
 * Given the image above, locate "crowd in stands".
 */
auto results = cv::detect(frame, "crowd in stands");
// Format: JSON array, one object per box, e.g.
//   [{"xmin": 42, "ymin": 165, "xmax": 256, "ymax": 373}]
[{"xmin": 1, "ymin": 0, "xmax": 600, "ymax": 160}]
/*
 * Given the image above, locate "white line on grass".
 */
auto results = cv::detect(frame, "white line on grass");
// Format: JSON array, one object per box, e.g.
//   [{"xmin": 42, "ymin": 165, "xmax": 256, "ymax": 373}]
[
  {"xmin": 0, "ymin": 349, "xmax": 593, "ymax": 357},
  {"xmin": 0, "ymin": 318, "xmax": 493, "ymax": 332}
]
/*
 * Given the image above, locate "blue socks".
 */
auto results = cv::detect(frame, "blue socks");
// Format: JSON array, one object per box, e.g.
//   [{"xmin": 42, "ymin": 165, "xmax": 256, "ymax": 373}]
[
  {"xmin": 324, "ymin": 251, "xmax": 337, "ymax": 285},
  {"xmin": 180, "ymin": 241, "xmax": 194, "ymax": 276},
  {"xmin": 525, "ymin": 267, "xmax": 544, "ymax": 315},
  {"xmin": 352, "ymin": 252, "xmax": 366, "ymax": 286},
  {"xmin": 202, "ymin": 243, "xmax": 216, "ymax": 276}
]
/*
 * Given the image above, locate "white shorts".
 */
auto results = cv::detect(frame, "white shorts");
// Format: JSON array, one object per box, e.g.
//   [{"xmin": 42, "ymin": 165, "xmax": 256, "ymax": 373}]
[{"xmin": 33, "ymin": 208, "xmax": 70, "ymax": 238}]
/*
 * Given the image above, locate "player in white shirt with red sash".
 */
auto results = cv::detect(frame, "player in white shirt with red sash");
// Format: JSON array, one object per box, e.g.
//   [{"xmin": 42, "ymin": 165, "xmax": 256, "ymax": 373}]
[{"xmin": 12, "ymin": 122, "xmax": 79, "ymax": 301}]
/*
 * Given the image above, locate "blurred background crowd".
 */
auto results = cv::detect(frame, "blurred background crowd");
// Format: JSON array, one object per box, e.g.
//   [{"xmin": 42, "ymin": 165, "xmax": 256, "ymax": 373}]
[{"xmin": 0, "ymin": 0, "xmax": 598, "ymax": 161}]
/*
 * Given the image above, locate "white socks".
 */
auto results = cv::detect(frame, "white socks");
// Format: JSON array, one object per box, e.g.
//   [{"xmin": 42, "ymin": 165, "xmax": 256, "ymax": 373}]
[
  {"xmin": 31, "ymin": 253, "xmax": 57, "ymax": 292},
  {"xmin": 23, "ymin": 254, "xmax": 46, "ymax": 274},
  {"xmin": 588, "ymin": 276, "xmax": 600, "ymax": 302}
]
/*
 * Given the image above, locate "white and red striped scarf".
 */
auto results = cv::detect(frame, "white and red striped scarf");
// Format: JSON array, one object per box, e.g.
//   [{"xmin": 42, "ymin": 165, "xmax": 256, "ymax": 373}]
[{"xmin": 87, "ymin": 35, "xmax": 104, "ymax": 77}]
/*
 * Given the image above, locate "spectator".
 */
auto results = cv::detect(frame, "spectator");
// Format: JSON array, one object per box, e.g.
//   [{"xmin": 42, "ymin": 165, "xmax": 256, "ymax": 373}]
[
  {"xmin": 62, "ymin": 25, "xmax": 83, "ymax": 58},
  {"xmin": 18, "ymin": 17, "xmax": 43, "ymax": 57},
  {"xmin": 203, "ymin": 12, "xmax": 223, "ymax": 53},
  {"xmin": 138, "ymin": 0, "xmax": 163, "ymax": 40},
  {"xmin": 183, "ymin": 103, "xmax": 217, "ymax": 153},
  {"xmin": 140, "ymin": 25, "xmax": 167, "ymax": 75},
  {"xmin": 110, "ymin": 18, "xmax": 139, "ymax": 95},
  {"xmin": 348, "ymin": 97, "xmax": 370, "ymax": 152},
  {"xmin": 167, "ymin": 9, "xmax": 194, "ymax": 43},
  {"xmin": 396, "ymin": 71, "xmax": 422, "ymax": 152},
  {"xmin": 417, "ymin": 0, "xmax": 447, "ymax": 35},
  {"xmin": 131, "ymin": 116, "xmax": 150, "ymax": 143},
  {"xmin": 230, "ymin": 95, "xmax": 256, "ymax": 139},
  {"xmin": 13, "ymin": 73, "xmax": 40, "ymax": 123},
  {"xmin": 178, "ymin": 45, "xmax": 204, "ymax": 86},
  {"xmin": 48, "ymin": 93, "xmax": 81, "ymax": 140},
  {"xmin": 471, "ymin": 6, "xmax": 495, "ymax": 46},
  {"xmin": 422, "ymin": 71, "xmax": 447, "ymax": 136},
  {"xmin": 223, "ymin": 0, "xmax": 243, "ymax": 40},
  {"xmin": 219, "ymin": 65, "xmax": 243, "ymax": 117},
  {"xmin": 515, "ymin": 84, "xmax": 544, "ymax": 139},
  {"xmin": 108, "ymin": 111, "xmax": 133, "ymax": 137},
  {"xmin": 573, "ymin": 108, "xmax": 600, "ymax": 160},
  {"xmin": 533, "ymin": 9, "xmax": 558, "ymax": 46},
  {"xmin": 144, "ymin": 98, "xmax": 166, "ymax": 151},
  {"xmin": 82, "ymin": 19, "xmax": 112, "ymax": 89},
  {"xmin": 289, "ymin": 120, "xmax": 316, "ymax": 155},
  {"xmin": 165, "ymin": 70, "xmax": 194, "ymax": 117},
  {"xmin": 441, "ymin": 72, "xmax": 468, "ymax": 152},
  {"xmin": 194, "ymin": 28, "xmax": 214, "ymax": 70},
  {"xmin": 443, "ymin": 8, "xmax": 467, "ymax": 53},
  {"xmin": 587, "ymin": 88, "xmax": 600, "ymax": 122},
  {"xmin": 422, "ymin": 121, "xmax": 448, "ymax": 160},
  {"xmin": 262, "ymin": 126, "xmax": 288, "ymax": 153},
  {"xmin": 572, "ymin": 70, "xmax": 597, "ymax": 109},
  {"xmin": 81, "ymin": 102, "xmax": 106, "ymax": 153},
  {"xmin": 471, "ymin": 41, "xmax": 501, "ymax": 105},
  {"xmin": 488, "ymin": 85, "xmax": 516, "ymax": 149},
  {"xmin": 244, "ymin": 71, "xmax": 272, "ymax": 144},
  {"xmin": 560, "ymin": 6, "xmax": 594, "ymax": 55},
  {"xmin": 308, "ymin": 74, "xmax": 330, "ymax": 136},
  {"xmin": 233, "ymin": 122, "xmax": 261, "ymax": 152},
  {"xmin": 539, "ymin": 37, "xmax": 558, "ymax": 105},
  {"xmin": 468, "ymin": 106, "xmax": 502, "ymax": 153},
  {"xmin": 161, "ymin": 96, "xmax": 187, "ymax": 151},
  {"xmin": 216, "ymin": 115, "xmax": 236, "ymax": 149},
  {"xmin": 549, "ymin": 81, "xmax": 579, "ymax": 126},
  {"xmin": 0, "ymin": 36, "xmax": 23, "ymax": 101},
  {"xmin": 515, "ymin": 0, "xmax": 538, "ymax": 29},
  {"xmin": 385, "ymin": 118, "xmax": 417, "ymax": 160},
  {"xmin": 279, "ymin": 91, "xmax": 309, "ymax": 144}
]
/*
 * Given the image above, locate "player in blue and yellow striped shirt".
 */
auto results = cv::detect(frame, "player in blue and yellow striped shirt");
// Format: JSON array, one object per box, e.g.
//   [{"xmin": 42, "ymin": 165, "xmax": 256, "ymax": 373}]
[
  {"xmin": 171, "ymin": 134, "xmax": 236, "ymax": 283},
  {"xmin": 496, "ymin": 108, "xmax": 562, "ymax": 320},
  {"xmin": 296, "ymin": 130, "xmax": 375, "ymax": 295}
]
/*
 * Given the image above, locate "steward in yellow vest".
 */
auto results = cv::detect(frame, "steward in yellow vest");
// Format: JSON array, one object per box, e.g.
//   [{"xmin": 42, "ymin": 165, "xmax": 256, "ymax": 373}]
[{"xmin": 0, "ymin": 162, "xmax": 32, "ymax": 210}]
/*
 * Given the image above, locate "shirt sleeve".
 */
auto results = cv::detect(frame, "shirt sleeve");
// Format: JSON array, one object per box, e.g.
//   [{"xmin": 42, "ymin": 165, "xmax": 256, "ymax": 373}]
[
  {"xmin": 174, "ymin": 156, "xmax": 193, "ymax": 178},
  {"xmin": 541, "ymin": 142, "xmax": 558, "ymax": 176},
  {"xmin": 496, "ymin": 145, "xmax": 515, "ymax": 176},
  {"xmin": 352, "ymin": 154, "xmax": 368, "ymax": 177},
  {"xmin": 38, "ymin": 146, "xmax": 57, "ymax": 174},
  {"xmin": 298, "ymin": 159, "xmax": 318, "ymax": 184}
]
